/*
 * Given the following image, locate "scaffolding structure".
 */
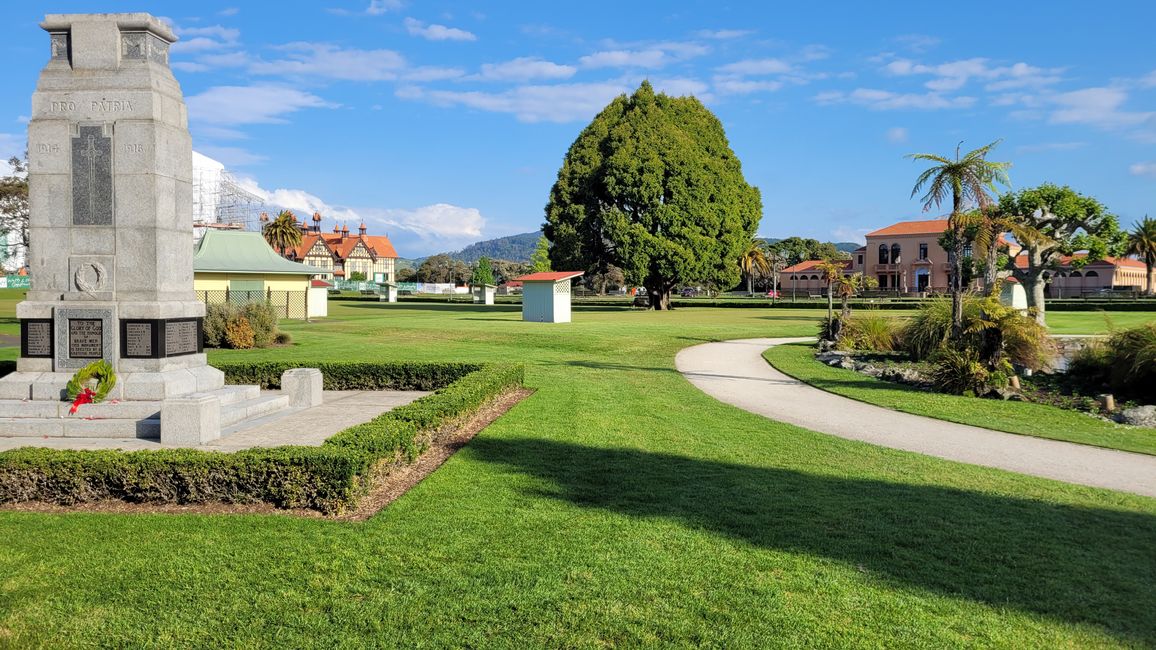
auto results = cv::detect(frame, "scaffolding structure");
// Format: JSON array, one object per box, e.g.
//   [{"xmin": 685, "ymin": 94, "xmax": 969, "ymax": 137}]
[{"xmin": 191, "ymin": 152, "xmax": 266, "ymax": 237}]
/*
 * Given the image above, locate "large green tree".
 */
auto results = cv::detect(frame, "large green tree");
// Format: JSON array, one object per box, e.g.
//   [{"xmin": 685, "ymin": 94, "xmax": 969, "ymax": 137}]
[
  {"xmin": 416, "ymin": 254, "xmax": 470, "ymax": 284},
  {"xmin": 544, "ymin": 81, "xmax": 762, "ymax": 310},
  {"xmin": 529, "ymin": 236, "xmax": 552, "ymax": 273},
  {"xmin": 0, "ymin": 154, "xmax": 29, "ymax": 266},
  {"xmin": 470, "ymin": 256, "xmax": 496, "ymax": 286},
  {"xmin": 1127, "ymin": 216, "xmax": 1156, "ymax": 295},
  {"xmin": 1000, "ymin": 183, "xmax": 1122, "ymax": 324},
  {"xmin": 738, "ymin": 237, "xmax": 771, "ymax": 295},
  {"xmin": 768, "ymin": 237, "xmax": 846, "ymax": 266},
  {"xmin": 907, "ymin": 140, "xmax": 1011, "ymax": 337}
]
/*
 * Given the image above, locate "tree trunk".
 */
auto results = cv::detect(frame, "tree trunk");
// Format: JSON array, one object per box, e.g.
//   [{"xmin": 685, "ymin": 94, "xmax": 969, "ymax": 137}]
[
  {"xmin": 950, "ymin": 231, "xmax": 964, "ymax": 340},
  {"xmin": 841, "ymin": 295, "xmax": 851, "ymax": 321},
  {"xmin": 1148, "ymin": 264, "xmax": 1155, "ymax": 296},
  {"xmin": 826, "ymin": 283, "xmax": 834, "ymax": 321},
  {"xmin": 1021, "ymin": 245, "xmax": 1048, "ymax": 326},
  {"xmin": 646, "ymin": 280, "xmax": 672, "ymax": 310},
  {"xmin": 984, "ymin": 244, "xmax": 999, "ymax": 296},
  {"xmin": 747, "ymin": 273, "xmax": 753, "ymax": 296}
]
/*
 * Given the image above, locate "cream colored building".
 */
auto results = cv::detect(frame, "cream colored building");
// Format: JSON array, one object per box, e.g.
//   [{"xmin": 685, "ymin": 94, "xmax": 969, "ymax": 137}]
[{"xmin": 280, "ymin": 213, "xmax": 398, "ymax": 283}]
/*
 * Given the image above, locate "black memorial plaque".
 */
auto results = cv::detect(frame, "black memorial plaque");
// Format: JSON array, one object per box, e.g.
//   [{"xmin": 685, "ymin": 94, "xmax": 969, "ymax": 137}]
[
  {"xmin": 71, "ymin": 124, "xmax": 113, "ymax": 226},
  {"xmin": 164, "ymin": 319, "xmax": 201, "ymax": 356},
  {"xmin": 20, "ymin": 319, "xmax": 53, "ymax": 358},
  {"xmin": 120, "ymin": 320, "xmax": 158, "ymax": 358},
  {"xmin": 68, "ymin": 318, "xmax": 104, "ymax": 359}
]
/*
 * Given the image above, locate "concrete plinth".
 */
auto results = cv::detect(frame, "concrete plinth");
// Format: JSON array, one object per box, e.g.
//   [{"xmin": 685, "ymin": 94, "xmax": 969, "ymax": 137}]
[
  {"xmin": 281, "ymin": 368, "xmax": 323, "ymax": 408},
  {"xmin": 160, "ymin": 394, "xmax": 221, "ymax": 445}
]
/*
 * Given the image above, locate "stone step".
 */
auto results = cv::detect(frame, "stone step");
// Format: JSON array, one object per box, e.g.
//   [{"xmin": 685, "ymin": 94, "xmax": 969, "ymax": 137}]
[
  {"xmin": 0, "ymin": 385, "xmax": 260, "ymax": 421},
  {"xmin": 0, "ymin": 416, "xmax": 160, "ymax": 439},
  {"xmin": 220, "ymin": 393, "xmax": 291, "ymax": 428}
]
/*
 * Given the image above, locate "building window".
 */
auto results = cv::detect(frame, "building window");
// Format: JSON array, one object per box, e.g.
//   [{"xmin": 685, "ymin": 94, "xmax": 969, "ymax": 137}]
[
  {"xmin": 919, "ymin": 243, "xmax": 928, "ymax": 260},
  {"xmin": 857, "ymin": 254, "xmax": 863, "ymax": 265},
  {"xmin": 891, "ymin": 243, "xmax": 901, "ymax": 264},
  {"xmin": 878, "ymin": 274, "xmax": 888, "ymax": 288},
  {"xmin": 963, "ymin": 244, "xmax": 973, "ymax": 258},
  {"xmin": 878, "ymin": 244, "xmax": 889, "ymax": 264}
]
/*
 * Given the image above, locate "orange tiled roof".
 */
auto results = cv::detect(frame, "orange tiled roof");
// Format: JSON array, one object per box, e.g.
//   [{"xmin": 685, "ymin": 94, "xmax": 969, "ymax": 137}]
[
  {"xmin": 1013, "ymin": 253, "xmax": 1146, "ymax": 270},
  {"xmin": 783, "ymin": 259, "xmax": 852, "ymax": 273},
  {"xmin": 866, "ymin": 219, "xmax": 950, "ymax": 237}
]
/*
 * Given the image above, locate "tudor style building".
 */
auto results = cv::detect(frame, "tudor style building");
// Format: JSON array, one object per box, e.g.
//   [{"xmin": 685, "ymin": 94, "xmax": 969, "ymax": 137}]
[{"xmin": 267, "ymin": 212, "xmax": 399, "ymax": 283}]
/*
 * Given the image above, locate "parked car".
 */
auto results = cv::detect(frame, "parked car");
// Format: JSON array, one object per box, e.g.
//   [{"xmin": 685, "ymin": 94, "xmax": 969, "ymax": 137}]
[
  {"xmin": 680, "ymin": 288, "xmax": 697, "ymax": 297},
  {"xmin": 766, "ymin": 290, "xmax": 780, "ymax": 298}
]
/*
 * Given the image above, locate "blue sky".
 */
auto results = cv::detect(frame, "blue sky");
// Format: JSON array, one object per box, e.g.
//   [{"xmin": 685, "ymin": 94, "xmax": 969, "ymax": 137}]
[{"xmin": 2, "ymin": 1, "xmax": 1154, "ymax": 256}]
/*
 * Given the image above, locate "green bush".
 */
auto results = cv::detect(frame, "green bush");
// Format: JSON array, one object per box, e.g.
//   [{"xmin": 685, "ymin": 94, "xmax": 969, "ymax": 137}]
[
  {"xmin": 929, "ymin": 346, "xmax": 990, "ymax": 396},
  {"xmin": 214, "ymin": 361, "xmax": 483, "ymax": 390},
  {"xmin": 274, "ymin": 332, "xmax": 293, "ymax": 346},
  {"xmin": 839, "ymin": 312, "xmax": 902, "ymax": 352},
  {"xmin": 0, "ymin": 362, "xmax": 525, "ymax": 513},
  {"xmin": 902, "ymin": 298, "xmax": 952, "ymax": 360},
  {"xmin": 901, "ymin": 295, "xmax": 1052, "ymax": 371},
  {"xmin": 242, "ymin": 302, "xmax": 279, "ymax": 348},
  {"xmin": 1070, "ymin": 323, "xmax": 1156, "ymax": 403},
  {"xmin": 203, "ymin": 303, "xmax": 238, "ymax": 348}
]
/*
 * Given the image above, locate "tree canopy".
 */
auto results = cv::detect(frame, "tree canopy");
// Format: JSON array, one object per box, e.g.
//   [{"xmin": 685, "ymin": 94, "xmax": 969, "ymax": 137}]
[
  {"xmin": 1000, "ymin": 183, "xmax": 1122, "ymax": 323},
  {"xmin": 1127, "ymin": 216, "xmax": 1156, "ymax": 295},
  {"xmin": 0, "ymin": 155, "xmax": 29, "ymax": 266},
  {"xmin": 469, "ymin": 256, "xmax": 496, "ymax": 286},
  {"xmin": 544, "ymin": 81, "xmax": 762, "ymax": 309},
  {"xmin": 767, "ymin": 237, "xmax": 847, "ymax": 266},
  {"xmin": 263, "ymin": 210, "xmax": 303, "ymax": 257},
  {"xmin": 529, "ymin": 236, "xmax": 552, "ymax": 273},
  {"xmin": 416, "ymin": 254, "xmax": 471, "ymax": 284}
]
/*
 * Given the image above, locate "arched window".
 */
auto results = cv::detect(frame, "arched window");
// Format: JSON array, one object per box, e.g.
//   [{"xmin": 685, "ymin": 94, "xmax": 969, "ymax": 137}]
[
  {"xmin": 1084, "ymin": 270, "xmax": 1099, "ymax": 278},
  {"xmin": 789, "ymin": 275, "xmax": 796, "ymax": 281},
  {"xmin": 878, "ymin": 244, "xmax": 889, "ymax": 264},
  {"xmin": 890, "ymin": 243, "xmax": 901, "ymax": 264},
  {"xmin": 1069, "ymin": 271, "xmax": 1082, "ymax": 278},
  {"xmin": 810, "ymin": 274, "xmax": 819, "ymax": 281}
]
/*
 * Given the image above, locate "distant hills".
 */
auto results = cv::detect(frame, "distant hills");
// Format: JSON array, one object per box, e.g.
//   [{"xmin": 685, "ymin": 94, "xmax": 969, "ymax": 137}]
[{"xmin": 397, "ymin": 232, "xmax": 861, "ymax": 268}]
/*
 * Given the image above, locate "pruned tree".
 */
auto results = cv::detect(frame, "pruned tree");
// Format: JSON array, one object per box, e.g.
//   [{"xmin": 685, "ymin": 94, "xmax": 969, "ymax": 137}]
[
  {"xmin": 0, "ymin": 154, "xmax": 29, "ymax": 268},
  {"xmin": 955, "ymin": 206, "xmax": 1047, "ymax": 296},
  {"xmin": 1127, "ymin": 216, "xmax": 1156, "ymax": 296},
  {"xmin": 835, "ymin": 272, "xmax": 879, "ymax": 320},
  {"xmin": 544, "ymin": 81, "xmax": 762, "ymax": 310},
  {"xmin": 1000, "ymin": 183, "xmax": 1123, "ymax": 324},
  {"xmin": 907, "ymin": 140, "xmax": 1011, "ymax": 338}
]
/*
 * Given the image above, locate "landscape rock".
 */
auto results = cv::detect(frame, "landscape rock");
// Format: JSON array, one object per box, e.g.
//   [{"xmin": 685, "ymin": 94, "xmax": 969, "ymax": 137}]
[
  {"xmin": 1119, "ymin": 405, "xmax": 1156, "ymax": 428},
  {"xmin": 879, "ymin": 367, "xmax": 925, "ymax": 385}
]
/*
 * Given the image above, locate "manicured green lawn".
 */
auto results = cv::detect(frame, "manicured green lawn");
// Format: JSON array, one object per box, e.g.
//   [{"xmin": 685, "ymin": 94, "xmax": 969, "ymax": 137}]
[
  {"xmin": 764, "ymin": 342, "xmax": 1156, "ymax": 455},
  {"xmin": 1, "ymin": 302, "xmax": 1155, "ymax": 647}
]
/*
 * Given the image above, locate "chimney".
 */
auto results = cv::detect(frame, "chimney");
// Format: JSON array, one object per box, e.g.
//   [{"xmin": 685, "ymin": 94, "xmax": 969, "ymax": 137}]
[
  {"xmin": 359, "ymin": 223, "xmax": 367, "ymax": 236},
  {"xmin": 312, "ymin": 211, "xmax": 322, "ymax": 232},
  {"xmin": 341, "ymin": 224, "xmax": 349, "ymax": 240}
]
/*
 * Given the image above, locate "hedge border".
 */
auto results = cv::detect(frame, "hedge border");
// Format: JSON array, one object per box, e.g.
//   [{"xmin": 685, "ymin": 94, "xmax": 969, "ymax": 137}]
[{"xmin": 0, "ymin": 362, "xmax": 525, "ymax": 514}]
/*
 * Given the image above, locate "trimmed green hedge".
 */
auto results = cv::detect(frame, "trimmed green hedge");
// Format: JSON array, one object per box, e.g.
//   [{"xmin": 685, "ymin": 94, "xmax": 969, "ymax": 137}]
[
  {"xmin": 215, "ymin": 361, "xmax": 483, "ymax": 390},
  {"xmin": 0, "ymin": 362, "xmax": 525, "ymax": 513}
]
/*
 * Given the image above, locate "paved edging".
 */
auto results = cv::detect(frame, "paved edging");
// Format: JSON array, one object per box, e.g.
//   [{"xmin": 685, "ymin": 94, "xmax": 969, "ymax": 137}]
[{"xmin": 675, "ymin": 337, "xmax": 1156, "ymax": 498}]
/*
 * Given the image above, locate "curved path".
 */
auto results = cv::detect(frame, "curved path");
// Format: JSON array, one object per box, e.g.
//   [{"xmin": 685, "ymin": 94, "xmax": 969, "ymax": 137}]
[{"xmin": 676, "ymin": 338, "xmax": 1156, "ymax": 498}]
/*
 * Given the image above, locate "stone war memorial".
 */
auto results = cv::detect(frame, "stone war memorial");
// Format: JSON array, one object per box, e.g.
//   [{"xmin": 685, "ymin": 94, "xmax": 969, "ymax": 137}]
[{"xmin": 0, "ymin": 13, "xmax": 321, "ymax": 444}]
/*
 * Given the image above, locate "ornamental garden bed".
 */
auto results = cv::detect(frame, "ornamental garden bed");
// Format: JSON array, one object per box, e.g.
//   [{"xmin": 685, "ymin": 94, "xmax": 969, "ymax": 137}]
[{"xmin": 0, "ymin": 361, "xmax": 525, "ymax": 515}]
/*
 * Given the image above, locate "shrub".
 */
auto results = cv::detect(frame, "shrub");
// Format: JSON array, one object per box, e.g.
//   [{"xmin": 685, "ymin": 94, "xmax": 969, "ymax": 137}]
[
  {"xmin": 224, "ymin": 315, "xmax": 255, "ymax": 349},
  {"xmin": 0, "ymin": 362, "xmax": 525, "ymax": 513},
  {"xmin": 839, "ymin": 312, "xmax": 901, "ymax": 352},
  {"xmin": 930, "ymin": 346, "xmax": 990, "ymax": 396},
  {"xmin": 901, "ymin": 294, "xmax": 1052, "ymax": 371},
  {"xmin": 1070, "ymin": 323, "xmax": 1156, "ymax": 403},
  {"xmin": 274, "ymin": 332, "xmax": 293, "ymax": 346},
  {"xmin": 214, "ymin": 361, "xmax": 483, "ymax": 390},
  {"xmin": 242, "ymin": 302, "xmax": 279, "ymax": 348},
  {"xmin": 902, "ymin": 298, "xmax": 952, "ymax": 360},
  {"xmin": 203, "ymin": 303, "xmax": 239, "ymax": 348}
]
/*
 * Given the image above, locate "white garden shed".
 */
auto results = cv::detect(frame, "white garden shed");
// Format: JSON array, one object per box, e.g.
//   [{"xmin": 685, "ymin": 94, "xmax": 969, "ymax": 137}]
[{"xmin": 514, "ymin": 271, "xmax": 584, "ymax": 323}]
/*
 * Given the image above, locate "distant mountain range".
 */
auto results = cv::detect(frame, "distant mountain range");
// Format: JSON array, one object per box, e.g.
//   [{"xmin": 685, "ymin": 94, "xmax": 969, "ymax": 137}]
[
  {"xmin": 397, "ymin": 232, "xmax": 861, "ymax": 268},
  {"xmin": 762, "ymin": 238, "xmax": 862, "ymax": 253}
]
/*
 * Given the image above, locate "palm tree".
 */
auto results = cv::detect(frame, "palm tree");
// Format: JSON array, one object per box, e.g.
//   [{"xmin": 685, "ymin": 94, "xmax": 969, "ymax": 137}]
[
  {"xmin": 738, "ymin": 238, "xmax": 771, "ymax": 295},
  {"xmin": 834, "ymin": 272, "xmax": 879, "ymax": 320},
  {"xmin": 766, "ymin": 247, "xmax": 787, "ymax": 303},
  {"xmin": 907, "ymin": 140, "xmax": 1011, "ymax": 338},
  {"xmin": 816, "ymin": 259, "xmax": 846, "ymax": 322},
  {"xmin": 263, "ymin": 209, "xmax": 303, "ymax": 257},
  {"xmin": 1127, "ymin": 215, "xmax": 1156, "ymax": 295}
]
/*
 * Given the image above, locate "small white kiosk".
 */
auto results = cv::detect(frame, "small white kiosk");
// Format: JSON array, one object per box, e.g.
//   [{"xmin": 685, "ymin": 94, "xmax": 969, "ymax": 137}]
[
  {"xmin": 378, "ymin": 282, "xmax": 398, "ymax": 303},
  {"xmin": 471, "ymin": 283, "xmax": 496, "ymax": 305},
  {"xmin": 515, "ymin": 271, "xmax": 584, "ymax": 323}
]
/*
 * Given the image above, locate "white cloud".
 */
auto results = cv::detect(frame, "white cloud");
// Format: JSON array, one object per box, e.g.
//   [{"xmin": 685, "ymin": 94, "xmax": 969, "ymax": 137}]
[
  {"xmin": 892, "ymin": 34, "xmax": 940, "ymax": 53},
  {"xmin": 883, "ymin": 57, "xmax": 1063, "ymax": 93},
  {"xmin": 194, "ymin": 145, "xmax": 267, "ymax": 167},
  {"xmin": 653, "ymin": 78, "xmax": 711, "ymax": 100},
  {"xmin": 365, "ymin": 203, "xmax": 485, "ymax": 241},
  {"xmin": 580, "ymin": 49, "xmax": 668, "ymax": 69},
  {"xmin": 219, "ymin": 7, "xmax": 240, "ymax": 16},
  {"xmin": 816, "ymin": 88, "xmax": 975, "ymax": 110},
  {"xmin": 172, "ymin": 24, "xmax": 240, "ymax": 54},
  {"xmin": 695, "ymin": 29, "xmax": 753, "ymax": 40},
  {"xmin": 1142, "ymin": 70, "xmax": 1156, "ymax": 88},
  {"xmin": 1129, "ymin": 162, "xmax": 1156, "ymax": 178},
  {"xmin": 366, "ymin": 0, "xmax": 403, "ymax": 14},
  {"xmin": 713, "ymin": 78, "xmax": 782, "ymax": 95},
  {"xmin": 249, "ymin": 43, "xmax": 407, "ymax": 81},
  {"xmin": 403, "ymin": 17, "xmax": 476, "ymax": 42},
  {"xmin": 885, "ymin": 127, "xmax": 908, "ymax": 143},
  {"xmin": 475, "ymin": 57, "xmax": 576, "ymax": 82},
  {"xmin": 717, "ymin": 58, "xmax": 793, "ymax": 76},
  {"xmin": 1049, "ymin": 87, "xmax": 1155, "ymax": 128},
  {"xmin": 399, "ymin": 81, "xmax": 629, "ymax": 123},
  {"xmin": 186, "ymin": 85, "xmax": 337, "ymax": 126}
]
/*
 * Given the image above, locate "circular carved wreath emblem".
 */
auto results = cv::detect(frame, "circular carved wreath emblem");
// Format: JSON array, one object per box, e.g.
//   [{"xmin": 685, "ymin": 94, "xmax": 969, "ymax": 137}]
[
  {"xmin": 74, "ymin": 262, "xmax": 107, "ymax": 295},
  {"xmin": 66, "ymin": 359, "xmax": 117, "ymax": 404}
]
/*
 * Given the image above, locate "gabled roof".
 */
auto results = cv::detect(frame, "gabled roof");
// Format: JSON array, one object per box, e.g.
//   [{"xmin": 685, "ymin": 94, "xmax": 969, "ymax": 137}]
[
  {"xmin": 514, "ymin": 271, "xmax": 585, "ymax": 282},
  {"xmin": 867, "ymin": 219, "xmax": 949, "ymax": 237},
  {"xmin": 783, "ymin": 259, "xmax": 852, "ymax": 273},
  {"xmin": 288, "ymin": 231, "xmax": 400, "ymax": 262},
  {"xmin": 194, "ymin": 230, "xmax": 325, "ymax": 275}
]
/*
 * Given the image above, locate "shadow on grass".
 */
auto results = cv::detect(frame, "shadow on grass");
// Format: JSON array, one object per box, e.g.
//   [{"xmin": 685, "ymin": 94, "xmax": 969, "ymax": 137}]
[{"xmin": 467, "ymin": 437, "xmax": 1156, "ymax": 644}]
